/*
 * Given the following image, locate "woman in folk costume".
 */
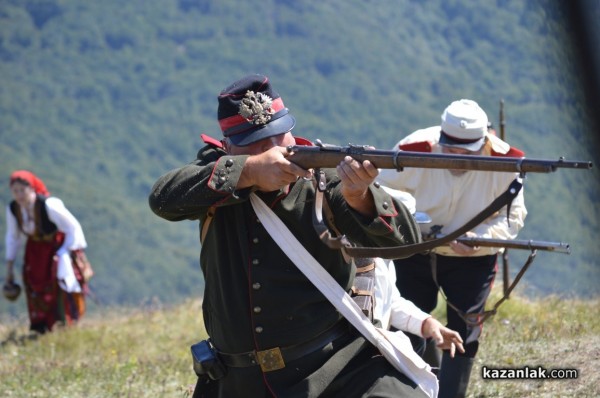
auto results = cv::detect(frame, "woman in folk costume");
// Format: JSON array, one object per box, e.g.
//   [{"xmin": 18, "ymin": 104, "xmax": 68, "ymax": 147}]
[{"xmin": 4, "ymin": 170, "xmax": 88, "ymax": 333}]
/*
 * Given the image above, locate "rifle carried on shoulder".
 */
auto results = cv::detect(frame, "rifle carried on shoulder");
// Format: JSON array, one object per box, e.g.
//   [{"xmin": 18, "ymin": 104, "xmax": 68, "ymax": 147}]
[{"xmin": 287, "ymin": 140, "xmax": 593, "ymax": 173}]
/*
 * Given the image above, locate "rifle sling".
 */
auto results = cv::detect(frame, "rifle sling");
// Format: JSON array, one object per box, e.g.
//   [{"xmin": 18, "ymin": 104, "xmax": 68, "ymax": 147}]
[
  {"xmin": 200, "ymin": 206, "xmax": 217, "ymax": 245},
  {"xmin": 314, "ymin": 177, "xmax": 523, "ymax": 260},
  {"xmin": 312, "ymin": 170, "xmax": 355, "ymax": 263},
  {"xmin": 430, "ymin": 249, "xmax": 538, "ymax": 326}
]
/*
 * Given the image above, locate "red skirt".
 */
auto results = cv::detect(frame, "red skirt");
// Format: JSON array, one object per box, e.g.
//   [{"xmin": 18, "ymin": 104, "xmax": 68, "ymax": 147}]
[{"xmin": 23, "ymin": 233, "xmax": 86, "ymax": 333}]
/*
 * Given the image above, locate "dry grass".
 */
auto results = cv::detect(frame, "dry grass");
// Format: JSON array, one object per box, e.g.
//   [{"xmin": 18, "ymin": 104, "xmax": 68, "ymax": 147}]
[
  {"xmin": 1, "ymin": 290, "xmax": 598, "ymax": 397},
  {"xmin": 0, "ymin": 299, "xmax": 206, "ymax": 398},
  {"xmin": 455, "ymin": 290, "xmax": 600, "ymax": 397}
]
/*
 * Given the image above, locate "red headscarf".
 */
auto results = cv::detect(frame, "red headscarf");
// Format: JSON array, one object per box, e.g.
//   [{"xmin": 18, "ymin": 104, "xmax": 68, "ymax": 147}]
[{"xmin": 9, "ymin": 170, "xmax": 50, "ymax": 196}]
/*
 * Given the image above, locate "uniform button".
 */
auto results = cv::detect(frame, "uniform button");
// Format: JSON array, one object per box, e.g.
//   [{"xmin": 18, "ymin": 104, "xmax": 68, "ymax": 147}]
[
  {"xmin": 253, "ymin": 237, "xmax": 259, "ymax": 244},
  {"xmin": 252, "ymin": 283, "xmax": 261, "ymax": 290},
  {"xmin": 252, "ymin": 259, "xmax": 260, "ymax": 265},
  {"xmin": 255, "ymin": 326, "xmax": 263, "ymax": 333},
  {"xmin": 253, "ymin": 306, "xmax": 262, "ymax": 313},
  {"xmin": 382, "ymin": 201, "xmax": 389, "ymax": 210},
  {"xmin": 225, "ymin": 159, "xmax": 234, "ymax": 167},
  {"xmin": 374, "ymin": 181, "xmax": 381, "ymax": 188},
  {"xmin": 218, "ymin": 176, "xmax": 226, "ymax": 184}
]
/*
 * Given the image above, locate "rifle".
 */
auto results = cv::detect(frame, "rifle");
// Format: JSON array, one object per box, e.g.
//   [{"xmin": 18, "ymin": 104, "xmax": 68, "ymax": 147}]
[
  {"xmin": 451, "ymin": 237, "xmax": 570, "ymax": 254},
  {"xmin": 287, "ymin": 140, "xmax": 593, "ymax": 173},
  {"xmin": 436, "ymin": 235, "xmax": 570, "ymax": 326}
]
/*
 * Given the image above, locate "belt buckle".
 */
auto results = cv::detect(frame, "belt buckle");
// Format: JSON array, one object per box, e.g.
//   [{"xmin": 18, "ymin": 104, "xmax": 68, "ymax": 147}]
[{"xmin": 256, "ymin": 347, "xmax": 285, "ymax": 372}]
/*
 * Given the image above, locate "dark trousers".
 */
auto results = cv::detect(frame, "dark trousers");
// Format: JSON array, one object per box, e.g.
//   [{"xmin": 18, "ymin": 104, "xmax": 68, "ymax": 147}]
[
  {"xmin": 394, "ymin": 253, "xmax": 497, "ymax": 358},
  {"xmin": 193, "ymin": 332, "xmax": 428, "ymax": 398}
]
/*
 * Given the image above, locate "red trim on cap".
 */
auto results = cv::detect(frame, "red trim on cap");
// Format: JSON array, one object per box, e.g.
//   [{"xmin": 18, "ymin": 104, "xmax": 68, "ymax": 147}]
[
  {"xmin": 399, "ymin": 141, "xmax": 433, "ymax": 153},
  {"xmin": 218, "ymin": 97, "xmax": 285, "ymax": 132}
]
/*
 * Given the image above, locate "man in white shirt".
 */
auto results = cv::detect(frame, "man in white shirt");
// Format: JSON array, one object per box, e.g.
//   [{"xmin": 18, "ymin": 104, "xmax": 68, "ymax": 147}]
[{"xmin": 377, "ymin": 99, "xmax": 527, "ymax": 398}]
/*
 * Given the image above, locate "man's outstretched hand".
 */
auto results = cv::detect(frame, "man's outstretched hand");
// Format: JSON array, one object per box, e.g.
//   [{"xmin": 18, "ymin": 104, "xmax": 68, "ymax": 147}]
[{"xmin": 422, "ymin": 317, "xmax": 465, "ymax": 358}]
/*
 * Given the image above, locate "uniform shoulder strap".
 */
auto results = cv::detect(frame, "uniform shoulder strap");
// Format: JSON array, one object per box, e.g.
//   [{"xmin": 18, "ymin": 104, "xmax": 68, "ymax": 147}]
[
  {"xmin": 200, "ymin": 134, "xmax": 223, "ymax": 148},
  {"xmin": 399, "ymin": 141, "xmax": 433, "ymax": 153}
]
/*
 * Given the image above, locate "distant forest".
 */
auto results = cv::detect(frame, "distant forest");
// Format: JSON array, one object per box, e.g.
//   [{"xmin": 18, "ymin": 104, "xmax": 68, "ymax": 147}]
[{"xmin": 1, "ymin": 0, "xmax": 598, "ymax": 315}]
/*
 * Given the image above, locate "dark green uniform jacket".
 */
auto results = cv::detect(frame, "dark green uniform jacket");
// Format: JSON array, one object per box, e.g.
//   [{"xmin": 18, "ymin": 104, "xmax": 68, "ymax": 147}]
[{"xmin": 149, "ymin": 141, "xmax": 421, "ymax": 385}]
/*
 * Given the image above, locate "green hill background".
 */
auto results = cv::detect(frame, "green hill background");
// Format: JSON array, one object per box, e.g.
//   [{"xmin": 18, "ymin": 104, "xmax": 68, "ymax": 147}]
[{"xmin": 1, "ymin": 0, "xmax": 599, "ymax": 316}]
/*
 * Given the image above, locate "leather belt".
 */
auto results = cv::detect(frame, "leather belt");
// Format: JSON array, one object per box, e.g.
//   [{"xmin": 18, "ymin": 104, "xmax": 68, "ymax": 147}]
[{"xmin": 217, "ymin": 320, "xmax": 350, "ymax": 372}]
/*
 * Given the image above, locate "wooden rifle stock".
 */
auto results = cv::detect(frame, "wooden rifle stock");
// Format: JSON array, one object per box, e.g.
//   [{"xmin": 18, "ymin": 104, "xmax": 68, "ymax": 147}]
[{"xmin": 286, "ymin": 143, "xmax": 593, "ymax": 173}]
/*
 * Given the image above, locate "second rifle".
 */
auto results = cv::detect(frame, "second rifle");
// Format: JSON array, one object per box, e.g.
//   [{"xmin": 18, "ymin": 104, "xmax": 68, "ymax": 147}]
[{"xmin": 453, "ymin": 237, "xmax": 570, "ymax": 254}]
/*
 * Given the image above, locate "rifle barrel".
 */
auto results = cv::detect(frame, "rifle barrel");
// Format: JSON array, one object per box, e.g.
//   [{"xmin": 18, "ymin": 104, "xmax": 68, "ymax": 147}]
[
  {"xmin": 287, "ymin": 145, "xmax": 593, "ymax": 173},
  {"xmin": 457, "ymin": 237, "xmax": 571, "ymax": 254}
]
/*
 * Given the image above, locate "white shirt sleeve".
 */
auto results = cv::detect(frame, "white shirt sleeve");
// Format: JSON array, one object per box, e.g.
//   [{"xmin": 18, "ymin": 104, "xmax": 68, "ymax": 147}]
[
  {"xmin": 44, "ymin": 197, "xmax": 87, "ymax": 255},
  {"xmin": 5, "ymin": 206, "xmax": 23, "ymax": 261},
  {"xmin": 373, "ymin": 258, "xmax": 430, "ymax": 335},
  {"xmin": 389, "ymin": 288, "xmax": 431, "ymax": 337}
]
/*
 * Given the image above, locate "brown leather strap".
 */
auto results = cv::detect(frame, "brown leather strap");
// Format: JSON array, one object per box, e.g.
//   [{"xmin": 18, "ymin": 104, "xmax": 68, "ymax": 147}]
[
  {"xmin": 351, "ymin": 287, "xmax": 373, "ymax": 296},
  {"xmin": 430, "ymin": 249, "xmax": 538, "ymax": 326},
  {"xmin": 312, "ymin": 171, "xmax": 354, "ymax": 264},
  {"xmin": 200, "ymin": 206, "xmax": 216, "ymax": 245},
  {"xmin": 313, "ymin": 178, "xmax": 523, "ymax": 259},
  {"xmin": 355, "ymin": 262, "xmax": 375, "ymax": 273}
]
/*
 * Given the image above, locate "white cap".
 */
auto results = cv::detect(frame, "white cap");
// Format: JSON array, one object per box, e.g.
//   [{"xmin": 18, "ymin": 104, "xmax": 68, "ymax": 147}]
[{"xmin": 440, "ymin": 99, "xmax": 488, "ymax": 151}]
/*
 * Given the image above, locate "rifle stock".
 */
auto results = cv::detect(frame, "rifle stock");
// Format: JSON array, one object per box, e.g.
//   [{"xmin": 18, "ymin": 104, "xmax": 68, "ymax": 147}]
[{"xmin": 286, "ymin": 143, "xmax": 593, "ymax": 173}]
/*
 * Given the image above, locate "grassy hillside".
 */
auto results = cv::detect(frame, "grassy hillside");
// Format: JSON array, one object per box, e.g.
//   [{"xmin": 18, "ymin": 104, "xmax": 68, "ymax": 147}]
[
  {"xmin": 1, "ymin": 287, "xmax": 598, "ymax": 397},
  {"xmin": 1, "ymin": 0, "xmax": 599, "ymax": 313}
]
